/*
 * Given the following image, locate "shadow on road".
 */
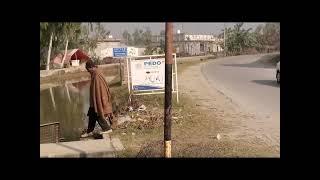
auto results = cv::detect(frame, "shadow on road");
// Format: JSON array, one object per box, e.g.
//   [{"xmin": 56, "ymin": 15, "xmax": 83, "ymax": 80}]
[
  {"xmin": 251, "ymin": 80, "xmax": 280, "ymax": 88},
  {"xmin": 221, "ymin": 53, "xmax": 280, "ymax": 69}
]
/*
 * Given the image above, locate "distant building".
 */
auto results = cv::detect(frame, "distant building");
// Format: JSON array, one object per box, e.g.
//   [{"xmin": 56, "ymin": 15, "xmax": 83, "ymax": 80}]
[
  {"xmin": 94, "ymin": 38, "xmax": 123, "ymax": 59},
  {"xmin": 151, "ymin": 33, "xmax": 223, "ymax": 56},
  {"xmin": 93, "ymin": 37, "xmax": 145, "ymax": 59}
]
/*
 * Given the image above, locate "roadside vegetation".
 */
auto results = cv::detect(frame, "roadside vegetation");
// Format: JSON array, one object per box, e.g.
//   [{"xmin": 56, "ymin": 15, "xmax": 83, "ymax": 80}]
[{"xmin": 218, "ymin": 23, "xmax": 280, "ymax": 56}]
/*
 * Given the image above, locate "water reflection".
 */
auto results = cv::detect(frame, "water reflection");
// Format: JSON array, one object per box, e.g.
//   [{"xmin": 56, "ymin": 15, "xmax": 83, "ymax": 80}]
[
  {"xmin": 40, "ymin": 80, "xmax": 91, "ymax": 141},
  {"xmin": 49, "ymin": 87, "xmax": 56, "ymax": 110}
]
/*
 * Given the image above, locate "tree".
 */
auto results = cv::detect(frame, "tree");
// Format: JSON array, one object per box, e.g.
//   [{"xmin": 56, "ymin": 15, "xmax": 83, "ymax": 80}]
[
  {"xmin": 122, "ymin": 30, "xmax": 132, "ymax": 46},
  {"xmin": 40, "ymin": 22, "xmax": 101, "ymax": 69},
  {"xmin": 217, "ymin": 29, "xmax": 225, "ymax": 50},
  {"xmin": 78, "ymin": 24, "xmax": 98, "ymax": 56},
  {"xmin": 132, "ymin": 29, "xmax": 142, "ymax": 46},
  {"xmin": 131, "ymin": 27, "xmax": 154, "ymax": 47},
  {"xmin": 216, "ymin": 23, "xmax": 280, "ymax": 55},
  {"xmin": 144, "ymin": 46, "xmax": 155, "ymax": 55},
  {"xmin": 142, "ymin": 27, "xmax": 152, "ymax": 46},
  {"xmin": 40, "ymin": 23, "xmax": 66, "ymax": 70},
  {"xmin": 142, "ymin": 27, "xmax": 154, "ymax": 54},
  {"xmin": 159, "ymin": 30, "xmax": 165, "ymax": 53},
  {"xmin": 223, "ymin": 23, "xmax": 257, "ymax": 55},
  {"xmin": 262, "ymin": 23, "xmax": 280, "ymax": 49},
  {"xmin": 94, "ymin": 23, "xmax": 110, "ymax": 40},
  {"xmin": 252, "ymin": 24, "xmax": 265, "ymax": 51},
  {"xmin": 253, "ymin": 23, "xmax": 280, "ymax": 52},
  {"xmin": 60, "ymin": 23, "xmax": 82, "ymax": 67}
]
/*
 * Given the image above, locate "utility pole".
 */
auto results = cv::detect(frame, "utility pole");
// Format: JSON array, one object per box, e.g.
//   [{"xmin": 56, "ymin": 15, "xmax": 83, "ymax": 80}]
[
  {"xmin": 224, "ymin": 23, "xmax": 226, "ymax": 56},
  {"xmin": 164, "ymin": 22, "xmax": 173, "ymax": 158},
  {"xmin": 224, "ymin": 23, "xmax": 227, "ymax": 56},
  {"xmin": 46, "ymin": 32, "xmax": 53, "ymax": 70}
]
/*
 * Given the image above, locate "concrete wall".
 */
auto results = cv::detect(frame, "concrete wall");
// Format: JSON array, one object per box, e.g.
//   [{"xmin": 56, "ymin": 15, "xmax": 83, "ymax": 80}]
[
  {"xmin": 41, "ymin": 55, "xmax": 217, "ymax": 87},
  {"xmin": 40, "ymin": 63, "xmax": 119, "ymax": 80},
  {"xmin": 101, "ymin": 48, "xmax": 114, "ymax": 57},
  {"xmin": 40, "ymin": 64, "xmax": 86, "ymax": 78}
]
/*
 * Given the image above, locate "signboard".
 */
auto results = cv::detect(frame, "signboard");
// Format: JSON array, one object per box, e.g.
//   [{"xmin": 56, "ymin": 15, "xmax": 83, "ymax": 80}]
[
  {"xmin": 126, "ymin": 54, "xmax": 179, "ymax": 103},
  {"xmin": 127, "ymin": 47, "xmax": 139, "ymax": 57},
  {"xmin": 113, "ymin": 47, "xmax": 127, "ymax": 57},
  {"xmin": 130, "ymin": 58, "xmax": 165, "ymax": 91}
]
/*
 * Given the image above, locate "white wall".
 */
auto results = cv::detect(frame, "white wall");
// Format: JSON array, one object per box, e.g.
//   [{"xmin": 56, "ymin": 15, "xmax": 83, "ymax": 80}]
[
  {"xmin": 101, "ymin": 48, "xmax": 113, "ymax": 57},
  {"xmin": 127, "ymin": 47, "xmax": 139, "ymax": 57},
  {"xmin": 95, "ymin": 43, "xmax": 146, "ymax": 58},
  {"xmin": 94, "ymin": 41, "xmax": 122, "ymax": 58},
  {"xmin": 137, "ymin": 48, "xmax": 146, "ymax": 56}
]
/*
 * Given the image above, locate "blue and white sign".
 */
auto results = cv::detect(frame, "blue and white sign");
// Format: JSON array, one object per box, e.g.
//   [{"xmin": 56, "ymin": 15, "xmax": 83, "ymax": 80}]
[
  {"xmin": 113, "ymin": 47, "xmax": 127, "ymax": 57},
  {"xmin": 131, "ymin": 58, "xmax": 165, "ymax": 91}
]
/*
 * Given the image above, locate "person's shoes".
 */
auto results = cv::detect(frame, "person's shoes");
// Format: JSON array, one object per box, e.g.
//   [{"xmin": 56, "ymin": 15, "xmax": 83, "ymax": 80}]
[
  {"xmin": 80, "ymin": 132, "xmax": 93, "ymax": 138},
  {"xmin": 101, "ymin": 129, "xmax": 113, "ymax": 134}
]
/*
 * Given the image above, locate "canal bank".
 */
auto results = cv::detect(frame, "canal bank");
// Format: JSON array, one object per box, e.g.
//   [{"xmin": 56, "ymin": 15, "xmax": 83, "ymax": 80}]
[
  {"xmin": 40, "ymin": 55, "xmax": 217, "ymax": 85},
  {"xmin": 40, "ymin": 55, "xmax": 216, "ymax": 142},
  {"xmin": 40, "ymin": 55, "xmax": 223, "ymax": 157},
  {"xmin": 41, "ymin": 64, "xmax": 121, "ymax": 84}
]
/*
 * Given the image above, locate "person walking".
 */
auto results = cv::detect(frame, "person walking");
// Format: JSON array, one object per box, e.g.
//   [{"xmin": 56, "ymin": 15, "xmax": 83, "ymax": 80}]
[{"xmin": 81, "ymin": 59, "xmax": 114, "ymax": 138}]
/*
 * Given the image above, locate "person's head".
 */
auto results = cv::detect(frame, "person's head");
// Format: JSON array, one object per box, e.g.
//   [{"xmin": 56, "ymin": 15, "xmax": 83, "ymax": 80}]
[{"xmin": 85, "ymin": 59, "xmax": 97, "ymax": 72}]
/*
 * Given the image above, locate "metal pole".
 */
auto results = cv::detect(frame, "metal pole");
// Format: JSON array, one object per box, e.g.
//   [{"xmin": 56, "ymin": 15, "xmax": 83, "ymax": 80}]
[
  {"xmin": 126, "ymin": 58, "xmax": 130, "ymax": 94},
  {"xmin": 164, "ymin": 22, "xmax": 173, "ymax": 158},
  {"xmin": 224, "ymin": 23, "xmax": 227, "ymax": 56},
  {"xmin": 174, "ymin": 54, "xmax": 179, "ymax": 103},
  {"xmin": 119, "ymin": 58, "xmax": 122, "ymax": 85},
  {"xmin": 46, "ymin": 32, "xmax": 53, "ymax": 70}
]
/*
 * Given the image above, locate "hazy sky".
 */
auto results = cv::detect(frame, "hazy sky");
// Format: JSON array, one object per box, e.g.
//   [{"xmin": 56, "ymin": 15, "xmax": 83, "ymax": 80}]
[{"xmin": 100, "ymin": 22, "xmax": 265, "ymax": 38}]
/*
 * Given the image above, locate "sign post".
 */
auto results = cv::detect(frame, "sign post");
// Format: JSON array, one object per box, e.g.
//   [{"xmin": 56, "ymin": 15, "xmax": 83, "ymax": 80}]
[{"xmin": 113, "ymin": 48, "xmax": 128, "ymax": 85}]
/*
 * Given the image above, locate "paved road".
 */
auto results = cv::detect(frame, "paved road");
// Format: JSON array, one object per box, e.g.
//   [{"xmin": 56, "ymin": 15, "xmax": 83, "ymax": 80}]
[
  {"xmin": 202, "ymin": 54, "xmax": 280, "ymax": 118},
  {"xmin": 201, "ymin": 54, "xmax": 280, "ymax": 147}
]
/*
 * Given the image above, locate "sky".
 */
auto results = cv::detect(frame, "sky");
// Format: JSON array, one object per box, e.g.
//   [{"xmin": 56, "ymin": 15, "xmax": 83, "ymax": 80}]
[{"xmin": 99, "ymin": 22, "xmax": 266, "ymax": 38}]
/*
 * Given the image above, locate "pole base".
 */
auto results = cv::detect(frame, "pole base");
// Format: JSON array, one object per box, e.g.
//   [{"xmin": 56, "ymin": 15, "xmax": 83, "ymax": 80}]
[{"xmin": 164, "ymin": 140, "xmax": 171, "ymax": 158}]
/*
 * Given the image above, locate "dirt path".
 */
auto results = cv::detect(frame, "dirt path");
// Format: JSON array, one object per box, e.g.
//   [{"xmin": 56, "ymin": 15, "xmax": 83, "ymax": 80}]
[{"xmin": 178, "ymin": 61, "xmax": 280, "ymax": 157}]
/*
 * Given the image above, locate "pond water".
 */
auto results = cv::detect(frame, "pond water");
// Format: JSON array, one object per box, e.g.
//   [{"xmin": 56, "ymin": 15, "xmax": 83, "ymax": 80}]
[{"xmin": 40, "ymin": 80, "xmax": 93, "ymax": 142}]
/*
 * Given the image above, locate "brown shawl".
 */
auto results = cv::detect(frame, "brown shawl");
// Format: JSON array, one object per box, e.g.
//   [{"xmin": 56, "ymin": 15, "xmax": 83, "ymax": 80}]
[{"xmin": 89, "ymin": 68, "xmax": 113, "ymax": 118}]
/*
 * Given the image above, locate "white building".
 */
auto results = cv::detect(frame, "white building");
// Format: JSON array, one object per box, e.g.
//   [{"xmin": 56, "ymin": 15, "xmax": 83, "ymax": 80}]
[
  {"xmin": 152, "ymin": 33, "xmax": 224, "ymax": 56},
  {"xmin": 94, "ymin": 38, "xmax": 145, "ymax": 59},
  {"xmin": 94, "ymin": 38, "xmax": 122, "ymax": 59}
]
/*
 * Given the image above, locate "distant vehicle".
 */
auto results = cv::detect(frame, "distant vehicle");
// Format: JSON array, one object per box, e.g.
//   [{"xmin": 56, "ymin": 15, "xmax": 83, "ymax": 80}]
[{"xmin": 276, "ymin": 61, "xmax": 280, "ymax": 84}]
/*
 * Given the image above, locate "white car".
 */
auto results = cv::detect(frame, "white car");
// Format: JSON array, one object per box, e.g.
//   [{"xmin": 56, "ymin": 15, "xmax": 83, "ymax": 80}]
[{"xmin": 276, "ymin": 61, "xmax": 280, "ymax": 84}]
